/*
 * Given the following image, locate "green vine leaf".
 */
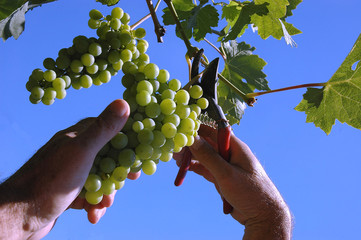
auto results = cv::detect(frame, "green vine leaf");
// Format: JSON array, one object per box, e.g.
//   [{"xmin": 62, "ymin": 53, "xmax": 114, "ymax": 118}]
[
  {"xmin": 0, "ymin": 0, "xmax": 56, "ymax": 41},
  {"xmin": 219, "ymin": 40, "xmax": 268, "ymax": 125},
  {"xmin": 282, "ymin": 0, "xmax": 302, "ymax": 20},
  {"xmin": 295, "ymin": 34, "xmax": 361, "ymax": 134},
  {"xmin": 162, "ymin": 1, "xmax": 218, "ymax": 41},
  {"xmin": 223, "ymin": 1, "xmax": 269, "ymax": 41},
  {"xmin": 251, "ymin": 0, "xmax": 301, "ymax": 40}
]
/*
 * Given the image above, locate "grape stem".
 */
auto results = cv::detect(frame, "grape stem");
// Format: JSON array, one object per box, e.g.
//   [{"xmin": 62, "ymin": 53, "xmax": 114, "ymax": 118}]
[
  {"xmin": 146, "ymin": 0, "xmax": 166, "ymax": 43},
  {"xmin": 204, "ymin": 38, "xmax": 226, "ymax": 61},
  {"xmin": 131, "ymin": 0, "xmax": 162, "ymax": 30},
  {"xmin": 164, "ymin": 0, "xmax": 195, "ymax": 54},
  {"xmin": 246, "ymin": 82, "xmax": 326, "ymax": 99}
]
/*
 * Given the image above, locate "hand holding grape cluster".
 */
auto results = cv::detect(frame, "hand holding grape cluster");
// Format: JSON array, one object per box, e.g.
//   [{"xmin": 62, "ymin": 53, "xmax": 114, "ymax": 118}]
[{"xmin": 25, "ymin": 6, "xmax": 209, "ymax": 205}]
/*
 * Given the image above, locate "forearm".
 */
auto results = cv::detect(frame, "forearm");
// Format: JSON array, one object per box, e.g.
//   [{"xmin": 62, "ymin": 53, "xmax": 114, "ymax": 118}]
[{"xmin": 243, "ymin": 207, "xmax": 292, "ymax": 240}]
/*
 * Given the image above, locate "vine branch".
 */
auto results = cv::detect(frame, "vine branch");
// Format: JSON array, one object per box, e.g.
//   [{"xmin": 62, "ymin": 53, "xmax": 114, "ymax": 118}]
[
  {"xmin": 146, "ymin": 0, "xmax": 166, "ymax": 43},
  {"xmin": 131, "ymin": 0, "xmax": 162, "ymax": 30}
]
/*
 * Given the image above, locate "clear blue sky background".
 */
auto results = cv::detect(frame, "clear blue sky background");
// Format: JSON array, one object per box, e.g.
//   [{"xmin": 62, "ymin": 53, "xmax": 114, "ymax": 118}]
[{"xmin": 1, "ymin": 0, "xmax": 361, "ymax": 239}]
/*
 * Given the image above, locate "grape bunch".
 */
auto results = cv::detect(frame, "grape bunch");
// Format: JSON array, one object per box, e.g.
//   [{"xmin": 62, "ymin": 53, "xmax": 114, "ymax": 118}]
[
  {"xmin": 24, "ymin": 6, "xmax": 210, "ymax": 205},
  {"xmin": 25, "ymin": 7, "xmax": 148, "ymax": 105}
]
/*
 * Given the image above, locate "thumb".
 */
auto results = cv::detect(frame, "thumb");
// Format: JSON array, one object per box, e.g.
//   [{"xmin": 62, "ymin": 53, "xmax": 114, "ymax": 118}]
[
  {"xmin": 189, "ymin": 135, "xmax": 232, "ymax": 181},
  {"xmin": 79, "ymin": 99, "xmax": 130, "ymax": 150}
]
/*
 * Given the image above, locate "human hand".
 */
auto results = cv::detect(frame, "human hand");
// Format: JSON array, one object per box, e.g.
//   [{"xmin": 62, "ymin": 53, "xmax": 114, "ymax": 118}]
[
  {"xmin": 0, "ymin": 100, "xmax": 137, "ymax": 240},
  {"xmin": 174, "ymin": 125, "xmax": 292, "ymax": 240}
]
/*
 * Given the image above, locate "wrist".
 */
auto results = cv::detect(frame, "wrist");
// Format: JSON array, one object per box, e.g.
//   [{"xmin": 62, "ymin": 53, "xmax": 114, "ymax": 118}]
[{"xmin": 243, "ymin": 205, "xmax": 292, "ymax": 240}]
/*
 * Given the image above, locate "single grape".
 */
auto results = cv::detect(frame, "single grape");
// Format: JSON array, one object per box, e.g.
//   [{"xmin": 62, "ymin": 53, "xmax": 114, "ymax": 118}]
[
  {"xmin": 43, "ymin": 70, "xmax": 56, "ymax": 82},
  {"xmin": 161, "ymin": 122, "xmax": 177, "ymax": 138},
  {"xmin": 163, "ymin": 114, "xmax": 180, "ymax": 127},
  {"xmin": 110, "ymin": 18, "xmax": 121, "ymax": 30},
  {"xmin": 197, "ymin": 97, "xmax": 209, "ymax": 109},
  {"xmin": 111, "ymin": 7, "xmax": 124, "ymax": 19},
  {"xmin": 145, "ymin": 102, "xmax": 161, "ymax": 118},
  {"xmin": 137, "ymin": 129, "xmax": 154, "ymax": 144},
  {"xmin": 118, "ymin": 149, "xmax": 136, "ymax": 167},
  {"xmin": 136, "ymin": 90, "xmax": 151, "ymax": 106},
  {"xmin": 120, "ymin": 12, "xmax": 130, "ymax": 24},
  {"xmin": 174, "ymin": 133, "xmax": 187, "ymax": 148},
  {"xmin": 157, "ymin": 69, "xmax": 170, "ymax": 83},
  {"xmin": 174, "ymin": 89, "xmax": 190, "ymax": 105},
  {"xmin": 70, "ymin": 60, "xmax": 84, "ymax": 73},
  {"xmin": 136, "ymin": 80, "xmax": 153, "ymax": 94},
  {"xmin": 101, "ymin": 179, "xmax": 115, "ymax": 195},
  {"xmin": 99, "ymin": 70, "xmax": 111, "ymax": 83},
  {"xmin": 52, "ymin": 78, "xmax": 66, "ymax": 90},
  {"xmin": 55, "ymin": 89, "xmax": 67, "ymax": 99},
  {"xmin": 88, "ymin": 19, "xmax": 101, "ymax": 29},
  {"xmin": 175, "ymin": 104, "xmax": 190, "ymax": 119},
  {"xmin": 151, "ymin": 130, "xmax": 166, "ymax": 148},
  {"xmin": 43, "ymin": 58, "xmax": 56, "ymax": 70},
  {"xmin": 168, "ymin": 79, "xmax": 181, "ymax": 91},
  {"xmin": 30, "ymin": 87, "xmax": 44, "ymax": 100},
  {"xmin": 112, "ymin": 166, "xmax": 130, "ymax": 182},
  {"xmin": 84, "ymin": 174, "xmax": 102, "ymax": 192},
  {"xmin": 143, "ymin": 63, "xmax": 159, "ymax": 79},
  {"xmin": 134, "ymin": 28, "xmax": 146, "ymax": 38},
  {"xmin": 100, "ymin": 157, "xmax": 116, "ymax": 173},
  {"xmin": 89, "ymin": 42, "xmax": 102, "ymax": 56},
  {"xmin": 80, "ymin": 75, "xmax": 93, "ymax": 88},
  {"xmin": 142, "ymin": 160, "xmax": 157, "ymax": 175},
  {"xmin": 142, "ymin": 118, "xmax": 156, "ymax": 130},
  {"xmin": 159, "ymin": 151, "xmax": 173, "ymax": 162},
  {"xmin": 89, "ymin": 9, "xmax": 103, "ymax": 20},
  {"xmin": 135, "ymin": 144, "xmax": 153, "ymax": 160},
  {"xmin": 189, "ymin": 85, "xmax": 203, "ymax": 99},
  {"xmin": 132, "ymin": 121, "xmax": 144, "ymax": 133},
  {"xmin": 120, "ymin": 49, "xmax": 133, "ymax": 62},
  {"xmin": 85, "ymin": 190, "xmax": 103, "ymax": 205},
  {"xmin": 86, "ymin": 63, "xmax": 99, "ymax": 75},
  {"xmin": 110, "ymin": 132, "xmax": 128, "ymax": 149},
  {"xmin": 160, "ymin": 99, "xmax": 176, "ymax": 115},
  {"xmin": 161, "ymin": 89, "xmax": 175, "ymax": 100}
]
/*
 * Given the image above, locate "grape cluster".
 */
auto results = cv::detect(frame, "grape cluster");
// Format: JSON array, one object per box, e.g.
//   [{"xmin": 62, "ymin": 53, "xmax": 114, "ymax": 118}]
[
  {"xmin": 24, "ymin": 6, "xmax": 210, "ymax": 205},
  {"xmin": 25, "ymin": 7, "xmax": 148, "ymax": 105}
]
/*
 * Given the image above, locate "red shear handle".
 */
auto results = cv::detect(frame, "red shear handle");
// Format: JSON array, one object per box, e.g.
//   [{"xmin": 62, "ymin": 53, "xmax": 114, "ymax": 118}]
[
  {"xmin": 174, "ymin": 147, "xmax": 192, "ymax": 186},
  {"xmin": 218, "ymin": 126, "xmax": 233, "ymax": 214}
]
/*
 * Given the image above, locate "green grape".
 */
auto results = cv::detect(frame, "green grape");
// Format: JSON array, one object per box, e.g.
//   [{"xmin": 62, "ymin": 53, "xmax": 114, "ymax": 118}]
[
  {"xmin": 43, "ymin": 58, "xmax": 56, "ymax": 70},
  {"xmin": 89, "ymin": 9, "xmax": 103, "ymax": 20},
  {"xmin": 134, "ymin": 28, "xmax": 146, "ymax": 38},
  {"xmin": 151, "ymin": 148, "xmax": 162, "ymax": 160},
  {"xmin": 178, "ymin": 118, "xmax": 195, "ymax": 134},
  {"xmin": 190, "ymin": 104, "xmax": 201, "ymax": 116},
  {"xmin": 145, "ymin": 102, "xmax": 161, "ymax": 118},
  {"xmin": 121, "ymin": 73, "xmax": 136, "ymax": 88},
  {"xmin": 120, "ymin": 12, "xmax": 130, "ymax": 24},
  {"xmin": 186, "ymin": 134, "xmax": 195, "ymax": 146},
  {"xmin": 113, "ymin": 180, "xmax": 125, "ymax": 190},
  {"xmin": 135, "ymin": 144, "xmax": 153, "ymax": 160},
  {"xmin": 122, "ymin": 61, "xmax": 138, "ymax": 74},
  {"xmin": 138, "ymin": 53, "xmax": 150, "ymax": 63},
  {"xmin": 151, "ymin": 130, "xmax": 166, "ymax": 148},
  {"xmin": 138, "ymin": 39, "xmax": 149, "ymax": 48},
  {"xmin": 110, "ymin": 132, "xmax": 128, "ymax": 149},
  {"xmin": 127, "ymin": 131, "xmax": 140, "ymax": 148},
  {"xmin": 161, "ymin": 89, "xmax": 175, "ymax": 100},
  {"xmin": 137, "ymin": 129, "xmax": 154, "ymax": 144},
  {"xmin": 56, "ymin": 55, "xmax": 71, "ymax": 69},
  {"xmin": 126, "ymin": 43, "xmax": 137, "ymax": 53},
  {"xmin": 161, "ymin": 122, "xmax": 177, "ymax": 138},
  {"xmin": 119, "ymin": 32, "xmax": 132, "ymax": 46},
  {"xmin": 110, "ymin": 38, "xmax": 121, "ymax": 49},
  {"xmin": 136, "ymin": 80, "xmax": 153, "ymax": 94},
  {"xmin": 160, "ymin": 151, "xmax": 173, "ymax": 162},
  {"xmin": 43, "ymin": 88, "xmax": 57, "ymax": 100},
  {"xmin": 89, "ymin": 42, "xmax": 102, "ymax": 56},
  {"xmin": 88, "ymin": 19, "xmax": 101, "ymax": 29},
  {"xmin": 100, "ymin": 157, "xmax": 116, "ymax": 173},
  {"xmin": 118, "ymin": 148, "xmax": 136, "ymax": 167},
  {"xmin": 174, "ymin": 89, "xmax": 190, "ymax": 105},
  {"xmin": 84, "ymin": 174, "xmax": 102, "ymax": 192},
  {"xmin": 86, "ymin": 63, "xmax": 99, "ymax": 75},
  {"xmin": 157, "ymin": 69, "xmax": 170, "ymax": 83},
  {"xmin": 132, "ymin": 121, "xmax": 144, "ymax": 133},
  {"xmin": 110, "ymin": 18, "xmax": 121, "ymax": 30},
  {"xmin": 99, "ymin": 70, "xmax": 111, "ymax": 83},
  {"xmin": 112, "ymin": 166, "xmax": 130, "ymax": 182},
  {"xmin": 173, "ymin": 145, "xmax": 182, "ymax": 153},
  {"xmin": 143, "ymin": 63, "xmax": 159, "ymax": 79},
  {"xmin": 137, "ymin": 42, "xmax": 148, "ymax": 54},
  {"xmin": 188, "ymin": 111, "xmax": 198, "ymax": 120},
  {"xmin": 72, "ymin": 79, "xmax": 82, "ymax": 90},
  {"xmin": 30, "ymin": 87, "xmax": 44, "ymax": 100},
  {"xmin": 81, "ymin": 53, "xmax": 95, "ymax": 67},
  {"xmin": 160, "ymin": 99, "xmax": 176, "ymax": 115},
  {"xmin": 197, "ymin": 97, "xmax": 209, "ymax": 109},
  {"xmin": 111, "ymin": 7, "xmax": 124, "ymax": 19},
  {"xmin": 52, "ymin": 78, "xmax": 66, "ymax": 90},
  {"xmin": 101, "ymin": 179, "xmax": 115, "ymax": 195},
  {"xmin": 80, "ymin": 75, "xmax": 93, "ymax": 88},
  {"xmin": 70, "ymin": 59, "xmax": 84, "ymax": 73},
  {"xmin": 189, "ymin": 85, "xmax": 203, "ymax": 99},
  {"xmin": 136, "ymin": 90, "xmax": 151, "ymax": 106},
  {"xmin": 96, "ymin": 59, "xmax": 108, "ymax": 71},
  {"xmin": 120, "ymin": 49, "xmax": 132, "ymax": 62},
  {"xmin": 43, "ymin": 70, "xmax": 56, "ymax": 82},
  {"xmin": 62, "ymin": 75, "xmax": 72, "ymax": 89},
  {"xmin": 85, "ymin": 190, "xmax": 103, "ymax": 205},
  {"xmin": 161, "ymin": 138, "xmax": 174, "ymax": 152},
  {"xmin": 175, "ymin": 104, "xmax": 190, "ymax": 119},
  {"xmin": 133, "ymin": 113, "xmax": 143, "ymax": 121},
  {"xmin": 42, "ymin": 98, "xmax": 55, "ymax": 105},
  {"xmin": 55, "ymin": 89, "xmax": 67, "ymax": 99},
  {"xmin": 142, "ymin": 160, "xmax": 156, "ymax": 175},
  {"xmin": 108, "ymin": 50, "xmax": 121, "ymax": 64},
  {"xmin": 174, "ymin": 133, "xmax": 187, "ymax": 148},
  {"xmin": 112, "ymin": 60, "xmax": 123, "ymax": 71},
  {"xmin": 168, "ymin": 79, "xmax": 181, "ymax": 91},
  {"xmin": 163, "ymin": 114, "xmax": 180, "ymax": 127},
  {"xmin": 142, "ymin": 118, "xmax": 155, "ymax": 130}
]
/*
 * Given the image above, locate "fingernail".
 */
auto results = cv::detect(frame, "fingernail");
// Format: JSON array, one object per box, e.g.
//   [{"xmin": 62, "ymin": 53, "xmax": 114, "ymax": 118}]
[{"xmin": 109, "ymin": 99, "xmax": 130, "ymax": 118}]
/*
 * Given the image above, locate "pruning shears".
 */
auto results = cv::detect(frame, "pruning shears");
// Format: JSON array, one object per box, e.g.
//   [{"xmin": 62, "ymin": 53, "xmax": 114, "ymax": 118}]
[{"xmin": 175, "ymin": 49, "xmax": 233, "ymax": 214}]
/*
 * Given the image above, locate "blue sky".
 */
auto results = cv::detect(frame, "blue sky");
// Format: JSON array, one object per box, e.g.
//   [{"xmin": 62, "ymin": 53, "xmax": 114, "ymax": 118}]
[{"xmin": 1, "ymin": 0, "xmax": 361, "ymax": 239}]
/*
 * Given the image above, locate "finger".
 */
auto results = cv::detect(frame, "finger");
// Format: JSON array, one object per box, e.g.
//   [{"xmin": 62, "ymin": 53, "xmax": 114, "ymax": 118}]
[
  {"xmin": 229, "ymin": 135, "xmax": 260, "ymax": 173},
  {"xmin": 88, "ymin": 206, "xmax": 107, "ymax": 224},
  {"xmin": 69, "ymin": 196, "xmax": 86, "ymax": 210},
  {"xmin": 127, "ymin": 171, "xmax": 141, "ymax": 180},
  {"xmin": 198, "ymin": 125, "xmax": 218, "ymax": 149},
  {"xmin": 188, "ymin": 161, "xmax": 216, "ymax": 183},
  {"xmin": 79, "ymin": 99, "xmax": 130, "ymax": 150},
  {"xmin": 189, "ymin": 136, "xmax": 232, "ymax": 181},
  {"xmin": 101, "ymin": 191, "xmax": 117, "ymax": 208}
]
